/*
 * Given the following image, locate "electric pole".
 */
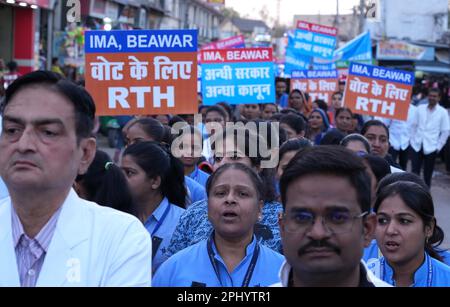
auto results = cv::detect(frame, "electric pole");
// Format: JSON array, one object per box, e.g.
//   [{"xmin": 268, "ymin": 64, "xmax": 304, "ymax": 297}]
[
  {"xmin": 276, "ymin": 0, "xmax": 281, "ymax": 27},
  {"xmin": 359, "ymin": 0, "xmax": 365, "ymax": 34}
]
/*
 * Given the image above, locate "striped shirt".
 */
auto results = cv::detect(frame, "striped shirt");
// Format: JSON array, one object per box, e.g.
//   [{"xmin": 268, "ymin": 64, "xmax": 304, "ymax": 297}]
[{"xmin": 12, "ymin": 206, "xmax": 62, "ymax": 287}]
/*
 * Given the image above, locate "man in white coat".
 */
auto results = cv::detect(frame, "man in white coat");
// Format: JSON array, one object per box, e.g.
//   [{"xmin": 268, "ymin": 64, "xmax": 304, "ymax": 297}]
[
  {"xmin": 410, "ymin": 88, "xmax": 450, "ymax": 187},
  {"xmin": 0, "ymin": 115, "xmax": 9, "ymax": 199},
  {"xmin": 0, "ymin": 71, "xmax": 152, "ymax": 287}
]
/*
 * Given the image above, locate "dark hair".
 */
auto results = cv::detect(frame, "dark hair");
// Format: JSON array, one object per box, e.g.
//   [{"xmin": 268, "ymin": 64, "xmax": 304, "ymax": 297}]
[
  {"xmin": 52, "ymin": 57, "xmax": 58, "ymax": 65},
  {"xmin": 270, "ymin": 113, "xmax": 283, "ymax": 122},
  {"xmin": 279, "ymin": 138, "xmax": 312, "ymax": 162},
  {"xmin": 278, "ymin": 125, "xmax": 288, "ymax": 146},
  {"xmin": 211, "ymin": 126, "xmax": 276, "ymax": 202},
  {"xmin": 2, "ymin": 71, "xmax": 95, "ymax": 142},
  {"xmin": 362, "ymin": 154, "xmax": 391, "ymax": 184},
  {"xmin": 428, "ymin": 88, "xmax": 441, "ymax": 96},
  {"xmin": 260, "ymin": 103, "xmax": 278, "ymax": 112},
  {"xmin": 313, "ymin": 99, "xmax": 328, "ymax": 112},
  {"xmin": 280, "ymin": 146, "xmax": 371, "ymax": 213},
  {"xmin": 205, "ymin": 105, "xmax": 228, "ymax": 122},
  {"xmin": 217, "ymin": 102, "xmax": 234, "ymax": 121},
  {"xmin": 6, "ymin": 61, "xmax": 18, "ymax": 72},
  {"xmin": 206, "ymin": 163, "xmax": 264, "ymax": 202},
  {"xmin": 332, "ymin": 91, "xmax": 343, "ymax": 98},
  {"xmin": 335, "ymin": 107, "xmax": 353, "ymax": 119},
  {"xmin": 320, "ymin": 129, "xmax": 345, "ymax": 145},
  {"xmin": 361, "ymin": 120, "xmax": 390, "ymax": 140},
  {"xmin": 377, "ymin": 172, "xmax": 429, "ymax": 195},
  {"xmin": 248, "ymin": 119, "xmax": 279, "ymax": 149},
  {"xmin": 127, "ymin": 117, "xmax": 165, "ymax": 143},
  {"xmin": 76, "ymin": 150, "xmax": 134, "ymax": 214},
  {"xmin": 340, "ymin": 133, "xmax": 371, "ymax": 153},
  {"xmin": 374, "ymin": 181, "xmax": 444, "ymax": 262},
  {"xmin": 123, "ymin": 141, "xmax": 187, "ymax": 208},
  {"xmin": 280, "ymin": 114, "xmax": 306, "ymax": 134},
  {"xmin": 168, "ymin": 115, "xmax": 186, "ymax": 127}
]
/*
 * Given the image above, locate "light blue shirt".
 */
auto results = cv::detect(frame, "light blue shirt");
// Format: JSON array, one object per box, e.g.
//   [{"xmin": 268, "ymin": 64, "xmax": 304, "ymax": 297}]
[
  {"xmin": 153, "ymin": 235, "xmax": 284, "ymax": 287},
  {"xmin": 185, "ymin": 176, "xmax": 206, "ymax": 205},
  {"xmin": 144, "ymin": 197, "xmax": 185, "ymax": 274},
  {"xmin": 277, "ymin": 93, "xmax": 289, "ymax": 108},
  {"xmin": 363, "ymin": 239, "xmax": 450, "ymax": 266},
  {"xmin": 368, "ymin": 252, "xmax": 450, "ymax": 287},
  {"xmin": 188, "ymin": 166, "xmax": 210, "ymax": 188}
]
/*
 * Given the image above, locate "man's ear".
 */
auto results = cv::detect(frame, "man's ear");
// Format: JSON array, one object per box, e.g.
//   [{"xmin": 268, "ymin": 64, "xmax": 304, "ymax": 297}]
[
  {"xmin": 363, "ymin": 213, "xmax": 377, "ymax": 248},
  {"xmin": 78, "ymin": 137, "xmax": 97, "ymax": 176}
]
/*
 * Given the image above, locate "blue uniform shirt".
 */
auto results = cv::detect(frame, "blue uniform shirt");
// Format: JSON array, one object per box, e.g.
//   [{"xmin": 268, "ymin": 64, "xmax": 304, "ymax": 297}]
[
  {"xmin": 165, "ymin": 199, "xmax": 283, "ymax": 257},
  {"xmin": 277, "ymin": 93, "xmax": 289, "ymax": 108},
  {"xmin": 185, "ymin": 176, "xmax": 206, "ymax": 205},
  {"xmin": 364, "ymin": 239, "xmax": 450, "ymax": 266},
  {"xmin": 144, "ymin": 197, "xmax": 185, "ymax": 273},
  {"xmin": 188, "ymin": 166, "xmax": 210, "ymax": 187},
  {"xmin": 153, "ymin": 235, "xmax": 284, "ymax": 287},
  {"xmin": 368, "ymin": 253, "xmax": 450, "ymax": 287}
]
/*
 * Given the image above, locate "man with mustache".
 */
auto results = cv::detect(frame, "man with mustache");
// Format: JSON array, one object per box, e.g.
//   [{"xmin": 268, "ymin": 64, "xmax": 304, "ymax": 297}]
[
  {"xmin": 274, "ymin": 146, "xmax": 389, "ymax": 287},
  {"xmin": 0, "ymin": 71, "xmax": 151, "ymax": 286}
]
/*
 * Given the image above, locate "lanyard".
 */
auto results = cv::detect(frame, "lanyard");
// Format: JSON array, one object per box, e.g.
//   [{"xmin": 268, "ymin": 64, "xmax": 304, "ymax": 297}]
[
  {"xmin": 151, "ymin": 202, "xmax": 171, "ymax": 237},
  {"xmin": 381, "ymin": 253, "xmax": 433, "ymax": 287},
  {"xmin": 207, "ymin": 233, "xmax": 260, "ymax": 287}
]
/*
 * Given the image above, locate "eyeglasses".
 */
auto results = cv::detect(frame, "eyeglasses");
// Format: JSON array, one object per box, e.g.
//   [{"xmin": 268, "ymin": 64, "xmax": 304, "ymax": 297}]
[{"xmin": 282, "ymin": 210, "xmax": 368, "ymax": 235}]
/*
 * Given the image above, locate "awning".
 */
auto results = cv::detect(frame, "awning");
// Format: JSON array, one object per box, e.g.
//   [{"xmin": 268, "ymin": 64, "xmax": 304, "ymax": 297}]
[
  {"xmin": 436, "ymin": 50, "xmax": 450, "ymax": 65},
  {"xmin": 111, "ymin": 0, "xmax": 141, "ymax": 8},
  {"xmin": 415, "ymin": 60, "xmax": 450, "ymax": 74}
]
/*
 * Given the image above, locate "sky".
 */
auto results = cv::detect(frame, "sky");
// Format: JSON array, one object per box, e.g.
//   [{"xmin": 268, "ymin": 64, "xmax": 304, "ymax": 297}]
[{"xmin": 224, "ymin": 0, "xmax": 361, "ymax": 26}]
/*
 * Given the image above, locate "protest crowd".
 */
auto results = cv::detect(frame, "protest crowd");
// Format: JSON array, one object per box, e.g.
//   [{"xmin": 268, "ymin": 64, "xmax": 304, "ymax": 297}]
[{"xmin": 1, "ymin": 14, "xmax": 450, "ymax": 289}]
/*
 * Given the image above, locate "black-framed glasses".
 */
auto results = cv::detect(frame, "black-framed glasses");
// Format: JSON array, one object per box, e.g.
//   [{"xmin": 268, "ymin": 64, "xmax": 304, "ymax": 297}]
[{"xmin": 282, "ymin": 210, "xmax": 368, "ymax": 234}]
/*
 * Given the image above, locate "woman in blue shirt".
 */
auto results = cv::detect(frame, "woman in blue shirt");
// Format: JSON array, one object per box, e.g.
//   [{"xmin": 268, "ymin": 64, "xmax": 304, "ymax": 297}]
[
  {"xmin": 153, "ymin": 163, "xmax": 284, "ymax": 287},
  {"xmin": 165, "ymin": 126, "xmax": 283, "ymax": 257},
  {"xmin": 121, "ymin": 141, "xmax": 186, "ymax": 274},
  {"xmin": 369, "ymin": 181, "xmax": 450, "ymax": 286}
]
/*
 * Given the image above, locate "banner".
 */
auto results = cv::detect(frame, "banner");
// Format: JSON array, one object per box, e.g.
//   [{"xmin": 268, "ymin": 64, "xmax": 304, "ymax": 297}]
[
  {"xmin": 376, "ymin": 40, "xmax": 434, "ymax": 61},
  {"xmin": 343, "ymin": 63, "xmax": 414, "ymax": 121},
  {"xmin": 284, "ymin": 48, "xmax": 337, "ymax": 76},
  {"xmin": 201, "ymin": 35, "xmax": 245, "ymax": 50},
  {"xmin": 288, "ymin": 21, "xmax": 337, "ymax": 60},
  {"xmin": 85, "ymin": 30, "xmax": 198, "ymax": 115},
  {"xmin": 333, "ymin": 31, "xmax": 372, "ymax": 67},
  {"xmin": 200, "ymin": 48, "xmax": 275, "ymax": 105},
  {"xmin": 290, "ymin": 70, "xmax": 339, "ymax": 104}
]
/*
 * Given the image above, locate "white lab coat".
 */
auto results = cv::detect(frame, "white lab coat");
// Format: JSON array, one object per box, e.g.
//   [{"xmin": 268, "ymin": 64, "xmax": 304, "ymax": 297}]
[{"xmin": 0, "ymin": 189, "xmax": 152, "ymax": 287}]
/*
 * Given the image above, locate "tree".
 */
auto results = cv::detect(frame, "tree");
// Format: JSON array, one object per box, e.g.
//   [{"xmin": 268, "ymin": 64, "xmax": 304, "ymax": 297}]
[{"xmin": 221, "ymin": 7, "xmax": 240, "ymax": 19}]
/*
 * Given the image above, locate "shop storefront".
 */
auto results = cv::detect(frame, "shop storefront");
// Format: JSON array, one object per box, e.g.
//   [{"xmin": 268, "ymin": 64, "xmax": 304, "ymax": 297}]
[{"xmin": 0, "ymin": 0, "xmax": 53, "ymax": 74}]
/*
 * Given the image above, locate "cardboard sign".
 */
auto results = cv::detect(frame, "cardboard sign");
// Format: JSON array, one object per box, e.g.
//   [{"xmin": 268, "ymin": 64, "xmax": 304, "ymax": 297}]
[
  {"xmin": 201, "ymin": 35, "xmax": 245, "ymax": 50},
  {"xmin": 85, "ymin": 30, "xmax": 198, "ymax": 115},
  {"xmin": 343, "ymin": 63, "xmax": 414, "ymax": 120},
  {"xmin": 200, "ymin": 48, "xmax": 275, "ymax": 105},
  {"xmin": 289, "ymin": 21, "xmax": 337, "ymax": 60},
  {"xmin": 290, "ymin": 70, "xmax": 339, "ymax": 104}
]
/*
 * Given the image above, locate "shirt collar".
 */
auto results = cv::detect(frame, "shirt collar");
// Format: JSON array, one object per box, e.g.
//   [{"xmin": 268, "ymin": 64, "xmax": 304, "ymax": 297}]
[
  {"xmin": 278, "ymin": 260, "xmax": 381, "ymax": 287},
  {"xmin": 382, "ymin": 253, "xmax": 429, "ymax": 287},
  {"xmin": 211, "ymin": 234, "xmax": 257, "ymax": 261},
  {"xmin": 11, "ymin": 205, "xmax": 62, "ymax": 252},
  {"xmin": 151, "ymin": 197, "xmax": 170, "ymax": 223}
]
